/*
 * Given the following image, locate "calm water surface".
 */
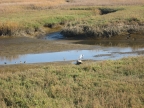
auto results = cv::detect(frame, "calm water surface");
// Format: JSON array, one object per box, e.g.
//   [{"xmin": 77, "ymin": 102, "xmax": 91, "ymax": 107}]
[
  {"xmin": 0, "ymin": 32, "xmax": 144, "ymax": 65},
  {"xmin": 0, "ymin": 47, "xmax": 144, "ymax": 65}
]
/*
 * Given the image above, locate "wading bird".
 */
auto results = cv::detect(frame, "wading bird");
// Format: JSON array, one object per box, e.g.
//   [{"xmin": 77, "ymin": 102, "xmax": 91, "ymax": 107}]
[
  {"xmin": 76, "ymin": 54, "xmax": 84, "ymax": 65},
  {"xmin": 79, "ymin": 54, "xmax": 84, "ymax": 60}
]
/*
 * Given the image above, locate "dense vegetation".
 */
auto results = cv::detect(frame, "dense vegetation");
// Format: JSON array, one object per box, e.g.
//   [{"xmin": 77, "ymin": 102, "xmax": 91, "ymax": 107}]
[
  {"xmin": 62, "ymin": 6, "xmax": 144, "ymax": 38},
  {"xmin": 0, "ymin": 56, "xmax": 144, "ymax": 108},
  {"xmin": 0, "ymin": 0, "xmax": 144, "ymax": 38},
  {"xmin": 0, "ymin": 0, "xmax": 88, "ymax": 37},
  {"xmin": 0, "ymin": 0, "xmax": 144, "ymax": 108}
]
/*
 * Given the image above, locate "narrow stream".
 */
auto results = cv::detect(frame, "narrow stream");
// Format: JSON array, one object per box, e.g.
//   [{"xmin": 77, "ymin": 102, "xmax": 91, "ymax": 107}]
[
  {"xmin": 0, "ymin": 32, "xmax": 144, "ymax": 65},
  {"xmin": 0, "ymin": 47, "xmax": 144, "ymax": 65},
  {"xmin": 42, "ymin": 32, "xmax": 64, "ymax": 40}
]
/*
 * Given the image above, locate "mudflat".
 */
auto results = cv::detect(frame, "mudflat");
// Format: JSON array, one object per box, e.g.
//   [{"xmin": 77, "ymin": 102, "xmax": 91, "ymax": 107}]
[{"xmin": 0, "ymin": 36, "xmax": 92, "ymax": 56}]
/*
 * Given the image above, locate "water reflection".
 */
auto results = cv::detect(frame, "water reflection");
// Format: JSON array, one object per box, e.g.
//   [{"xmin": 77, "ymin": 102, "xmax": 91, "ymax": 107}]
[
  {"xmin": 0, "ymin": 47, "xmax": 144, "ymax": 65},
  {"xmin": 0, "ymin": 55, "xmax": 23, "ymax": 61},
  {"xmin": 1, "ymin": 32, "xmax": 144, "ymax": 65},
  {"xmin": 43, "ymin": 32, "xmax": 64, "ymax": 40},
  {"xmin": 74, "ymin": 40, "xmax": 144, "ymax": 48}
]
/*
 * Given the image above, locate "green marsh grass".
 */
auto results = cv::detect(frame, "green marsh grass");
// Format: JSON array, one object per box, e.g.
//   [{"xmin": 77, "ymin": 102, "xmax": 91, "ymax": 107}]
[
  {"xmin": 1, "ymin": 1, "xmax": 144, "ymax": 37},
  {"xmin": 0, "ymin": 7, "xmax": 91, "ymax": 36},
  {"xmin": 62, "ymin": 5, "xmax": 144, "ymax": 38},
  {"xmin": 0, "ymin": 56, "xmax": 144, "ymax": 107},
  {"xmin": 0, "ymin": 0, "xmax": 96, "ymax": 37}
]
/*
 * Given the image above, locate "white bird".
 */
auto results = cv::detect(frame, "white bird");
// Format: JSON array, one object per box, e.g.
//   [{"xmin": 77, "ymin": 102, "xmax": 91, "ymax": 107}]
[
  {"xmin": 76, "ymin": 54, "xmax": 84, "ymax": 65},
  {"xmin": 79, "ymin": 54, "xmax": 84, "ymax": 60}
]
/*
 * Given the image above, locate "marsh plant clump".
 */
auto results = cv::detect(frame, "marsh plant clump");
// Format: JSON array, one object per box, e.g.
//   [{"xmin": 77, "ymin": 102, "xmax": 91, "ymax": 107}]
[
  {"xmin": 0, "ymin": 56, "xmax": 144, "ymax": 107},
  {"xmin": 98, "ymin": 7, "xmax": 124, "ymax": 15},
  {"xmin": 61, "ymin": 6, "xmax": 144, "ymax": 39},
  {"xmin": 61, "ymin": 22, "xmax": 144, "ymax": 39}
]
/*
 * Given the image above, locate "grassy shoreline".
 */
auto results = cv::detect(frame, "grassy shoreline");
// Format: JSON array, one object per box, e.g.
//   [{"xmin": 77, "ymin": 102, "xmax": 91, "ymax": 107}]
[
  {"xmin": 0, "ymin": 1, "xmax": 144, "ymax": 38},
  {"xmin": 61, "ymin": 6, "xmax": 144, "ymax": 39},
  {"xmin": 0, "ymin": 56, "xmax": 144, "ymax": 107}
]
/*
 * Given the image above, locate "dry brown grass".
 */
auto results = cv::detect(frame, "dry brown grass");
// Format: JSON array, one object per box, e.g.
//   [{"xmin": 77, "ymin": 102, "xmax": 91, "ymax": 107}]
[
  {"xmin": 0, "ymin": 22, "xmax": 21, "ymax": 36},
  {"xmin": 71, "ymin": 0, "xmax": 144, "ymax": 5},
  {"xmin": 1, "ymin": 0, "xmax": 144, "ymax": 14},
  {"xmin": 0, "ymin": 0, "xmax": 65, "ymax": 4},
  {"xmin": 0, "ymin": 0, "xmax": 65, "ymax": 13}
]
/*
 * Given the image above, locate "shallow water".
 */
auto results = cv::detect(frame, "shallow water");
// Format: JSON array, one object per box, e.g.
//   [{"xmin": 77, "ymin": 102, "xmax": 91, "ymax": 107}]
[
  {"xmin": 0, "ymin": 47, "xmax": 144, "ymax": 65},
  {"xmin": 0, "ymin": 32, "xmax": 144, "ymax": 65},
  {"xmin": 43, "ymin": 32, "xmax": 64, "ymax": 40}
]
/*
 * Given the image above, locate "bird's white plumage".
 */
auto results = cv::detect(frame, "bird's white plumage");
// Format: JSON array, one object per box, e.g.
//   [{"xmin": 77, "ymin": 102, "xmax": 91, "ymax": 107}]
[{"xmin": 79, "ymin": 54, "xmax": 84, "ymax": 60}]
